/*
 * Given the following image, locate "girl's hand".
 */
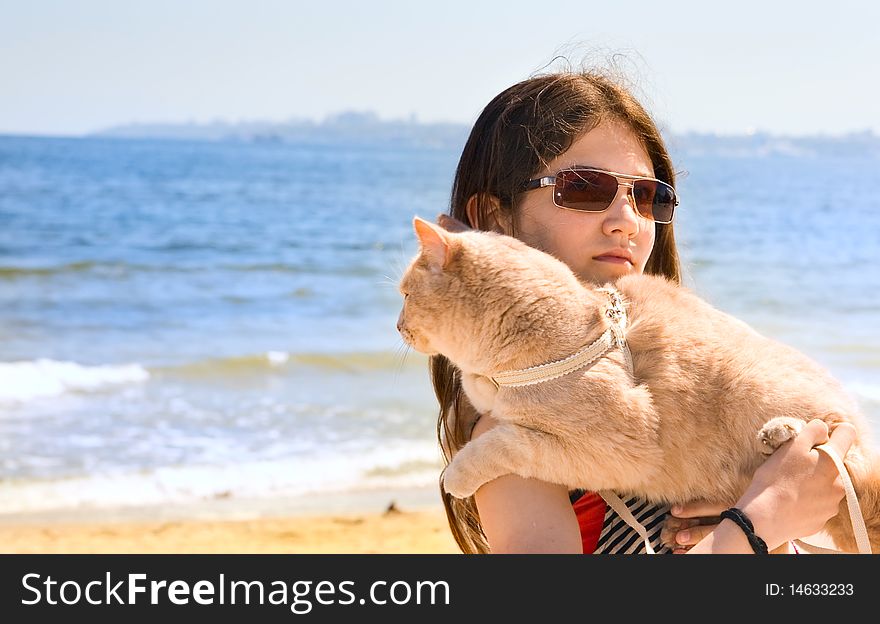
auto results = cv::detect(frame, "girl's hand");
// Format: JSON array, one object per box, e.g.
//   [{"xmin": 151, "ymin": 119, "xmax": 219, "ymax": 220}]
[
  {"xmin": 662, "ymin": 419, "xmax": 857, "ymax": 554},
  {"xmin": 661, "ymin": 501, "xmax": 728, "ymax": 554},
  {"xmin": 734, "ymin": 419, "xmax": 856, "ymax": 551}
]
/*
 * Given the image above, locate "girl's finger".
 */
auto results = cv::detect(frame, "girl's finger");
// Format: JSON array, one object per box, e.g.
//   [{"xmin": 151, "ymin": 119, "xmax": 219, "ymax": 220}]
[
  {"xmin": 794, "ymin": 419, "xmax": 829, "ymax": 450},
  {"xmin": 676, "ymin": 522, "xmax": 719, "ymax": 546},
  {"xmin": 662, "ymin": 516, "xmax": 700, "ymax": 531},
  {"xmin": 661, "ymin": 517, "xmax": 700, "ymax": 546},
  {"xmin": 672, "ymin": 546, "xmax": 691, "ymax": 555},
  {"xmin": 670, "ymin": 500, "xmax": 729, "ymax": 519},
  {"xmin": 825, "ymin": 422, "xmax": 857, "ymax": 458}
]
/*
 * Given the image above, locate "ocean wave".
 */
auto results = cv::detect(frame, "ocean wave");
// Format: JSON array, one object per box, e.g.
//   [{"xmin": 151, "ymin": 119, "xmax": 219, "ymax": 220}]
[
  {"xmin": 0, "ymin": 350, "xmax": 424, "ymax": 404},
  {"xmin": 0, "ymin": 358, "xmax": 150, "ymax": 405},
  {"xmin": 0, "ymin": 261, "xmax": 193, "ymax": 278},
  {"xmin": 158, "ymin": 350, "xmax": 426, "ymax": 377},
  {"xmin": 0, "ymin": 441, "xmax": 443, "ymax": 515},
  {"xmin": 0, "ymin": 261, "xmax": 102, "ymax": 277},
  {"xmin": 0, "ymin": 260, "xmax": 376, "ymax": 278}
]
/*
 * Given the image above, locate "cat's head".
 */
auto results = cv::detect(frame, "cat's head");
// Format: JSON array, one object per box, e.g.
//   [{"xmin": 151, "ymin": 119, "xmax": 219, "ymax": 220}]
[{"xmin": 396, "ymin": 214, "xmax": 606, "ymax": 374}]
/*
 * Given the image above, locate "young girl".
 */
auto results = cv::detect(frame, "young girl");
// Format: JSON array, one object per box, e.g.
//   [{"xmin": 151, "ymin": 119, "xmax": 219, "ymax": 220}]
[{"xmin": 429, "ymin": 70, "xmax": 855, "ymax": 554}]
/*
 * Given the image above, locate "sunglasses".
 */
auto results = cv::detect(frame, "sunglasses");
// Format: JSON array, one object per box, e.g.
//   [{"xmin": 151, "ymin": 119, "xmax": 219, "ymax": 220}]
[{"xmin": 523, "ymin": 167, "xmax": 678, "ymax": 224}]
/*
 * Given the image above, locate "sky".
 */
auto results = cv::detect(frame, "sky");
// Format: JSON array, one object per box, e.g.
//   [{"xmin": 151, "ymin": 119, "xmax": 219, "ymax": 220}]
[{"xmin": 1, "ymin": 0, "xmax": 878, "ymax": 137}]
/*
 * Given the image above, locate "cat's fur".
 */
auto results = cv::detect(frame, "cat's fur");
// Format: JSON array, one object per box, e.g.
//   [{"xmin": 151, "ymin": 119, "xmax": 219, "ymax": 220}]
[{"xmin": 397, "ymin": 214, "xmax": 880, "ymax": 553}]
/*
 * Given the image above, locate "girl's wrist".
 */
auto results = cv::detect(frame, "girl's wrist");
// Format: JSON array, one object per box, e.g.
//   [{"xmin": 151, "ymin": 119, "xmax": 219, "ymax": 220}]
[
  {"xmin": 712, "ymin": 519, "xmax": 756, "ymax": 553},
  {"xmin": 732, "ymin": 493, "xmax": 785, "ymax": 552}
]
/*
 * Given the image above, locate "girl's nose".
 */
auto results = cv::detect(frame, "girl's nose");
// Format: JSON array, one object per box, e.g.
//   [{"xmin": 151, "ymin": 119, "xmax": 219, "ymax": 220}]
[{"xmin": 602, "ymin": 186, "xmax": 641, "ymax": 237}]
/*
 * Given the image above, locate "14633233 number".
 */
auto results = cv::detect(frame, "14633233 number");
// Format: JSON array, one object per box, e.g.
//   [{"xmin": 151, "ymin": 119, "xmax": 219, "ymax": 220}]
[{"xmin": 790, "ymin": 584, "xmax": 853, "ymax": 596}]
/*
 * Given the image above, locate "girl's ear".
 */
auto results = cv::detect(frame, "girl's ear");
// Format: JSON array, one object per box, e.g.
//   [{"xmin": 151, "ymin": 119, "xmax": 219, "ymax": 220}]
[
  {"xmin": 413, "ymin": 216, "xmax": 454, "ymax": 272},
  {"xmin": 465, "ymin": 193, "xmax": 510, "ymax": 235}
]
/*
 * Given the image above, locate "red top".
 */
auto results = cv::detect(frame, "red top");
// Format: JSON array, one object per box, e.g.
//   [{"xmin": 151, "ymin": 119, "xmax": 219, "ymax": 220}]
[{"xmin": 572, "ymin": 491, "xmax": 607, "ymax": 554}]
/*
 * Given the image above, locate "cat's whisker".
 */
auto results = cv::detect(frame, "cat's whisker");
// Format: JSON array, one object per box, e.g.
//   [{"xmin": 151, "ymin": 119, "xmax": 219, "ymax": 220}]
[
  {"xmin": 392, "ymin": 340, "xmax": 412, "ymax": 381},
  {"xmin": 393, "ymin": 239, "xmax": 410, "ymax": 279},
  {"xmin": 380, "ymin": 246, "xmax": 408, "ymax": 288},
  {"xmin": 376, "ymin": 274, "xmax": 400, "ymax": 289}
]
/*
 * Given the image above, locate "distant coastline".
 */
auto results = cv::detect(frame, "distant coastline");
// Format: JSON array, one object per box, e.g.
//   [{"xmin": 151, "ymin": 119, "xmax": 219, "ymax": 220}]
[
  {"xmin": 1, "ymin": 113, "xmax": 878, "ymax": 159},
  {"xmin": 79, "ymin": 111, "xmax": 880, "ymax": 158},
  {"xmin": 89, "ymin": 111, "xmax": 470, "ymax": 150}
]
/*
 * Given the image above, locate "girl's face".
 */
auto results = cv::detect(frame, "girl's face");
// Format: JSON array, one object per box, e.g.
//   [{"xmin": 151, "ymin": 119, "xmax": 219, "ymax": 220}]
[{"xmin": 514, "ymin": 121, "xmax": 657, "ymax": 285}]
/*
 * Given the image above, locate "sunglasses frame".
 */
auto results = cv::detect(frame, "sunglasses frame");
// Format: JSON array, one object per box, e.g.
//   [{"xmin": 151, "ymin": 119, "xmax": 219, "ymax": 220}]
[{"xmin": 523, "ymin": 167, "xmax": 679, "ymax": 224}]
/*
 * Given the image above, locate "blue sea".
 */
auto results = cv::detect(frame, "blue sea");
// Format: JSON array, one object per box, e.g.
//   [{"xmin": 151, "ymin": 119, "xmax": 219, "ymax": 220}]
[{"xmin": 0, "ymin": 135, "xmax": 878, "ymax": 520}]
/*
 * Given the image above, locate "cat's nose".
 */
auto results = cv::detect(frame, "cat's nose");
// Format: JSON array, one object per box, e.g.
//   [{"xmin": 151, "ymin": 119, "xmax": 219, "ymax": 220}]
[{"xmin": 396, "ymin": 311, "xmax": 404, "ymax": 333}]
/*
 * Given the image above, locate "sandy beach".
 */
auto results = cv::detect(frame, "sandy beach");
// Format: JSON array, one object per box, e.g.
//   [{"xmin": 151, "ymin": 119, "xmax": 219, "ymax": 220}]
[{"xmin": 0, "ymin": 505, "xmax": 460, "ymax": 554}]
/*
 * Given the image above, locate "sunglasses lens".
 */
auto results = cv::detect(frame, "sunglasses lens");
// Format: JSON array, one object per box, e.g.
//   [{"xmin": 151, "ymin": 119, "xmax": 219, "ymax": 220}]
[
  {"xmin": 553, "ymin": 169, "xmax": 676, "ymax": 223},
  {"xmin": 555, "ymin": 169, "xmax": 618, "ymax": 212},
  {"xmin": 633, "ymin": 180, "xmax": 676, "ymax": 223}
]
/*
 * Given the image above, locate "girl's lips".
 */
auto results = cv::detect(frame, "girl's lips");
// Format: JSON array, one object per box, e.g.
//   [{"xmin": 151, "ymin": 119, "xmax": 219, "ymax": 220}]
[{"xmin": 594, "ymin": 255, "xmax": 633, "ymax": 265}]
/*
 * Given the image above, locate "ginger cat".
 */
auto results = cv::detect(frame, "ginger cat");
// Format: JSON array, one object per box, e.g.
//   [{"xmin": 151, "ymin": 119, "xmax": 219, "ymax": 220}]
[{"xmin": 397, "ymin": 214, "xmax": 880, "ymax": 553}]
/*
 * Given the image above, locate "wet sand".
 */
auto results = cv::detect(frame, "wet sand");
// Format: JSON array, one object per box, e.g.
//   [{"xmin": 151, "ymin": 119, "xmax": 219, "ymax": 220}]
[{"xmin": 0, "ymin": 505, "xmax": 459, "ymax": 554}]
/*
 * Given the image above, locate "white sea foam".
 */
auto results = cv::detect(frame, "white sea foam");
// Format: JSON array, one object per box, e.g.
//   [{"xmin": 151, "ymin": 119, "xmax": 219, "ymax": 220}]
[
  {"xmin": 0, "ymin": 440, "xmax": 443, "ymax": 515},
  {"xmin": 0, "ymin": 358, "xmax": 150, "ymax": 405},
  {"xmin": 266, "ymin": 351, "xmax": 290, "ymax": 366}
]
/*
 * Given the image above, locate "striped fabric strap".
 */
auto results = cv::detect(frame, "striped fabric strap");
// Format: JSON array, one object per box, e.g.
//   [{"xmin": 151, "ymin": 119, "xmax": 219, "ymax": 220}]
[{"xmin": 598, "ymin": 490, "xmax": 656, "ymax": 555}]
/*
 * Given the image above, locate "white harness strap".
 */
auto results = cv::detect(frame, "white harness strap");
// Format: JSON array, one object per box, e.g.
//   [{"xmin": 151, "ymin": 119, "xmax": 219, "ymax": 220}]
[
  {"xmin": 793, "ymin": 443, "xmax": 872, "ymax": 554},
  {"xmin": 489, "ymin": 288, "xmax": 634, "ymax": 388}
]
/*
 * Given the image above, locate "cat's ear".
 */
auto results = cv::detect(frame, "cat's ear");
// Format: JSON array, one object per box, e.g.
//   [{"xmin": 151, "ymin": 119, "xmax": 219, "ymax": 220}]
[
  {"xmin": 436, "ymin": 213, "xmax": 472, "ymax": 233},
  {"xmin": 413, "ymin": 216, "xmax": 455, "ymax": 272}
]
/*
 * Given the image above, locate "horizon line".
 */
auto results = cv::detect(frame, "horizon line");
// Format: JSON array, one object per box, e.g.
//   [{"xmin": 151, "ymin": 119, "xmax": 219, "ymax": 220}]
[
  {"xmin": 2, "ymin": 109, "xmax": 879, "ymax": 141},
  {"xmin": 2, "ymin": 127, "xmax": 878, "ymax": 142}
]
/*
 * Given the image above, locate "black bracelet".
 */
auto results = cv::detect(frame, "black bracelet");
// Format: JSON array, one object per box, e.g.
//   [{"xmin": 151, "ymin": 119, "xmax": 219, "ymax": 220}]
[{"xmin": 720, "ymin": 507, "xmax": 769, "ymax": 554}]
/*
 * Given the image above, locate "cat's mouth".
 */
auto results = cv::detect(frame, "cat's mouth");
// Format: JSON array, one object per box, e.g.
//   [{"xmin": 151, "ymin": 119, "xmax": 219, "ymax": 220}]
[{"xmin": 398, "ymin": 326, "xmax": 439, "ymax": 356}]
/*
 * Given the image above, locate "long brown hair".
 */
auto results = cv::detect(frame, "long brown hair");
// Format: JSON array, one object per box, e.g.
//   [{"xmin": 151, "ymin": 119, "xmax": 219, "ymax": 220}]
[{"xmin": 430, "ymin": 70, "xmax": 683, "ymax": 553}]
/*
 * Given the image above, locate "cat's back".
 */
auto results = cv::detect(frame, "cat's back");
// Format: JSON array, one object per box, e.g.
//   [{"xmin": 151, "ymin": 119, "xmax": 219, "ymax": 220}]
[
  {"xmin": 613, "ymin": 272, "xmax": 858, "ymax": 418},
  {"xmin": 615, "ymin": 272, "xmax": 818, "ymax": 369},
  {"xmin": 613, "ymin": 273, "xmax": 745, "ymax": 340}
]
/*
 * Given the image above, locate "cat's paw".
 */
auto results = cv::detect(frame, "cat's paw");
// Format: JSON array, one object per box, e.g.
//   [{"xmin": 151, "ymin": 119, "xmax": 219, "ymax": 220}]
[
  {"xmin": 659, "ymin": 526, "xmax": 678, "ymax": 551},
  {"xmin": 441, "ymin": 461, "xmax": 480, "ymax": 499},
  {"xmin": 757, "ymin": 417, "xmax": 805, "ymax": 455}
]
